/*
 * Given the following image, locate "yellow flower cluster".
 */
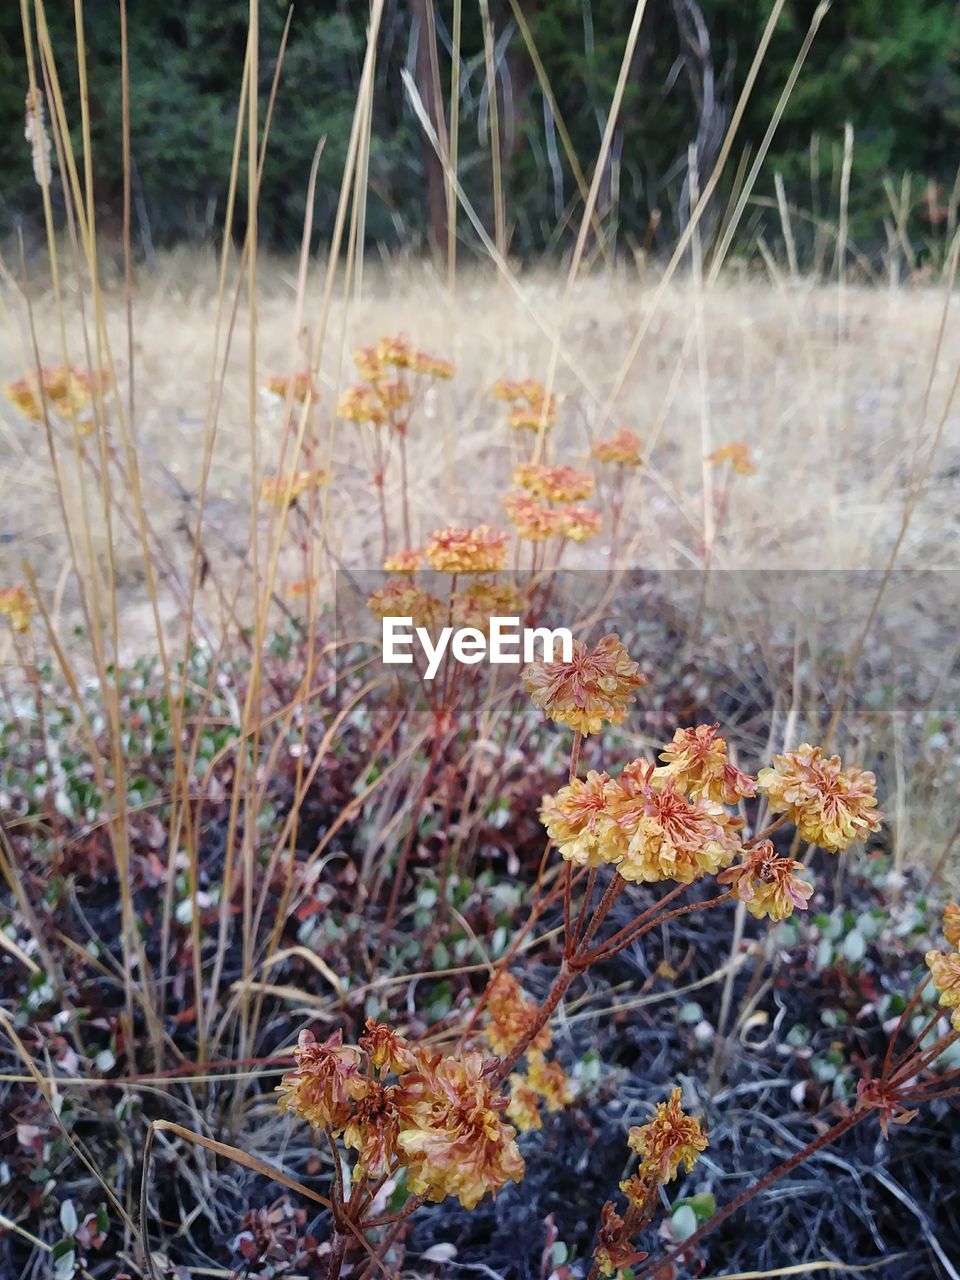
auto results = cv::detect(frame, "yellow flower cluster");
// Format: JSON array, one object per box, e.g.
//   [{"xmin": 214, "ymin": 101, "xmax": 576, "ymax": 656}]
[
  {"xmin": 522, "ymin": 634, "xmax": 646, "ymax": 736},
  {"xmin": 491, "ymin": 378, "xmax": 558, "ymax": 432},
  {"xmin": 513, "ymin": 463, "xmax": 595, "ymax": 504},
  {"xmin": 483, "ymin": 973, "xmax": 572, "ymax": 1134},
  {"xmin": 541, "ymin": 761, "xmax": 744, "ymax": 885},
  {"xmin": 367, "ymin": 580, "xmax": 444, "ymax": 631},
  {"xmin": 926, "ymin": 906, "xmax": 960, "ymax": 1032},
  {"xmin": 757, "ymin": 744, "xmax": 883, "ymax": 852},
  {"xmin": 625, "ymin": 1087, "xmax": 708, "ymax": 1185},
  {"xmin": 452, "ymin": 579, "xmax": 524, "ymax": 630},
  {"xmin": 656, "ymin": 723, "xmax": 757, "ymax": 805},
  {"xmin": 263, "ymin": 370, "xmax": 316, "ymax": 403},
  {"xmin": 4, "ymin": 364, "xmax": 112, "ymax": 434},
  {"xmin": 259, "ymin": 468, "xmax": 327, "ymax": 506},
  {"xmin": 559, "ymin": 505, "xmax": 603, "ymax": 542},
  {"xmin": 278, "ymin": 1024, "xmax": 523, "ymax": 1211},
  {"xmin": 707, "ymin": 441, "xmax": 757, "ymax": 475},
  {"xmin": 336, "ymin": 335, "xmax": 453, "ymax": 426},
  {"xmin": 717, "ymin": 839, "xmax": 814, "ymax": 921},
  {"xmin": 0, "ymin": 585, "xmax": 34, "ymax": 633},
  {"xmin": 383, "ymin": 548, "xmax": 422, "ymax": 573},
  {"xmin": 425, "ymin": 525, "xmax": 509, "ymax": 574},
  {"xmin": 592, "ymin": 427, "xmax": 643, "ymax": 467}
]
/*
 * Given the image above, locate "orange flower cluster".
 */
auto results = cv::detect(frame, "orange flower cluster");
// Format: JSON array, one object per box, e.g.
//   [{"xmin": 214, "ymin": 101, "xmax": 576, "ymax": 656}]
[
  {"xmin": 944, "ymin": 902, "xmax": 960, "ymax": 948},
  {"xmin": 655, "ymin": 723, "xmax": 757, "ymax": 805},
  {"xmin": 337, "ymin": 335, "xmax": 453, "ymax": 427},
  {"xmin": 504, "ymin": 491, "xmax": 562, "ymax": 542},
  {"xmin": 259, "ymin": 469, "xmax": 327, "ymax": 506},
  {"xmin": 625, "ymin": 1087, "xmax": 708, "ymax": 1185},
  {"xmin": 523, "ymin": 634, "xmax": 646, "ymax": 736},
  {"xmin": 491, "ymin": 378, "xmax": 558, "ymax": 432},
  {"xmin": 278, "ymin": 1025, "xmax": 523, "ymax": 1210},
  {"xmin": 757, "ymin": 744, "xmax": 883, "ymax": 852},
  {"xmin": 383, "ymin": 548, "xmax": 422, "ymax": 573},
  {"xmin": 425, "ymin": 525, "xmax": 509, "ymax": 574},
  {"xmin": 367, "ymin": 580, "xmax": 444, "ymax": 630},
  {"xmin": 483, "ymin": 973, "xmax": 572, "ymax": 1134},
  {"xmin": 592, "ymin": 427, "xmax": 643, "ymax": 467},
  {"xmin": 263, "ymin": 370, "xmax": 316, "ymax": 403},
  {"xmin": 0, "ymin": 585, "xmax": 34, "ymax": 633},
  {"xmin": 560, "ymin": 505, "xmax": 603, "ymax": 542},
  {"xmin": 513, "ymin": 463, "xmax": 595, "ymax": 504},
  {"xmin": 452, "ymin": 579, "xmax": 525, "ymax": 630},
  {"xmin": 506, "ymin": 462, "xmax": 603, "ymax": 544},
  {"xmin": 926, "ymin": 906, "xmax": 960, "ymax": 1032},
  {"xmin": 541, "ymin": 762, "xmax": 742, "ymax": 884},
  {"xmin": 593, "ymin": 1202, "xmax": 645, "ymax": 1278},
  {"xmin": 707, "ymin": 441, "xmax": 756, "ymax": 475},
  {"xmin": 718, "ymin": 840, "xmax": 814, "ymax": 921},
  {"xmin": 4, "ymin": 364, "xmax": 111, "ymax": 434}
]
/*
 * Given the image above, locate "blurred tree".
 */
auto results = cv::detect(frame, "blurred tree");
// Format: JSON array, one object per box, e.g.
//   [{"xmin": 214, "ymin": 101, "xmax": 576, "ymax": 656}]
[{"xmin": 0, "ymin": 0, "xmax": 957, "ymax": 264}]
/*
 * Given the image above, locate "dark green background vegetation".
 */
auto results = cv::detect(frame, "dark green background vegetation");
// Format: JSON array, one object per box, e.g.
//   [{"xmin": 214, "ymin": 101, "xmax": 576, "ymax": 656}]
[{"xmin": 2, "ymin": 1, "xmax": 958, "ymax": 261}]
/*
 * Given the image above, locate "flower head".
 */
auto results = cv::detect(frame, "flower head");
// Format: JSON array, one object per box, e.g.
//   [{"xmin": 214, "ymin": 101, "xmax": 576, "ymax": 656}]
[
  {"xmin": 396, "ymin": 1052, "xmax": 524, "ymax": 1209},
  {"xmin": 353, "ymin": 345, "xmax": 383, "ymax": 381},
  {"xmin": 627, "ymin": 1087, "xmax": 708, "ymax": 1184},
  {"xmin": 540, "ymin": 771, "xmax": 628, "ymax": 866},
  {"xmin": 342, "ymin": 1077, "xmax": 402, "ymax": 1176},
  {"xmin": 593, "ymin": 1202, "xmax": 643, "ymax": 1278},
  {"xmin": 513, "ymin": 463, "xmax": 594, "ymax": 504},
  {"xmin": 757, "ymin": 744, "xmax": 883, "ymax": 852},
  {"xmin": 504, "ymin": 491, "xmax": 563, "ymax": 541},
  {"xmin": 412, "ymin": 350, "xmax": 454, "ymax": 379},
  {"xmin": 383, "ymin": 548, "xmax": 422, "ymax": 573},
  {"xmin": 616, "ymin": 768, "xmax": 742, "ymax": 884},
  {"xmin": 492, "ymin": 378, "xmax": 557, "ymax": 430},
  {"xmin": 559, "ymin": 505, "xmax": 603, "ymax": 542},
  {"xmin": 263, "ymin": 370, "xmax": 316, "ymax": 403},
  {"xmin": 593, "ymin": 428, "xmax": 643, "ymax": 466},
  {"xmin": 4, "ymin": 376, "xmax": 42, "ymax": 421},
  {"xmin": 377, "ymin": 334, "xmax": 414, "ymax": 369},
  {"xmin": 718, "ymin": 840, "xmax": 814, "ymax": 920},
  {"xmin": 523, "ymin": 634, "xmax": 646, "ymax": 736},
  {"xmin": 943, "ymin": 903, "xmax": 960, "ymax": 948},
  {"xmin": 707, "ymin": 441, "xmax": 756, "ymax": 474},
  {"xmin": 337, "ymin": 385, "xmax": 387, "ymax": 426},
  {"xmin": 526, "ymin": 1051, "xmax": 572, "ymax": 1112},
  {"xmin": 452, "ymin": 579, "xmax": 524, "ymax": 630},
  {"xmin": 506, "ymin": 1074, "xmax": 543, "ymax": 1133},
  {"xmin": 485, "ymin": 972, "xmax": 551, "ymax": 1057},
  {"xmin": 260, "ymin": 469, "xmax": 327, "ymax": 506},
  {"xmin": 276, "ymin": 1030, "xmax": 360, "ymax": 1133},
  {"xmin": 0, "ymin": 585, "xmax": 34, "ymax": 634},
  {"xmin": 425, "ymin": 525, "xmax": 509, "ymax": 574},
  {"xmin": 367, "ymin": 581, "xmax": 445, "ymax": 631},
  {"xmin": 926, "ymin": 949, "xmax": 960, "ymax": 1011},
  {"xmin": 655, "ymin": 723, "xmax": 757, "ymax": 804},
  {"xmin": 359, "ymin": 1019, "xmax": 418, "ymax": 1074}
]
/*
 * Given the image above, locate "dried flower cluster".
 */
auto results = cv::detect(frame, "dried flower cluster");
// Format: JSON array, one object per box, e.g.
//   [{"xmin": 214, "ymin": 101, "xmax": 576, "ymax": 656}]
[
  {"xmin": 926, "ymin": 905, "xmax": 960, "ymax": 1033},
  {"xmin": 424, "ymin": 525, "xmax": 509, "ymax": 574},
  {"xmin": 483, "ymin": 973, "xmax": 573, "ymax": 1134},
  {"xmin": 4, "ymin": 364, "xmax": 112, "ymax": 434},
  {"xmin": 0, "ymin": 584, "xmax": 34, "ymax": 634},
  {"xmin": 259, "ymin": 468, "xmax": 327, "ymax": 506},
  {"xmin": 592, "ymin": 1088, "xmax": 707, "ymax": 1277},
  {"xmin": 337, "ymin": 335, "xmax": 453, "ymax": 428},
  {"xmin": 491, "ymin": 377, "xmax": 558, "ymax": 432},
  {"xmin": 592, "ymin": 427, "xmax": 644, "ymax": 467},
  {"xmin": 278, "ymin": 1025, "xmax": 523, "ymax": 1210},
  {"xmin": 523, "ymin": 634, "xmax": 647, "ymax": 736},
  {"xmin": 757, "ymin": 744, "xmax": 883, "ymax": 852},
  {"xmin": 533, "ymin": 638, "xmax": 881, "ymax": 910},
  {"xmin": 263, "ymin": 370, "xmax": 317, "ymax": 403},
  {"xmin": 505, "ymin": 462, "xmax": 603, "ymax": 544},
  {"xmin": 707, "ymin": 441, "xmax": 757, "ymax": 475}
]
